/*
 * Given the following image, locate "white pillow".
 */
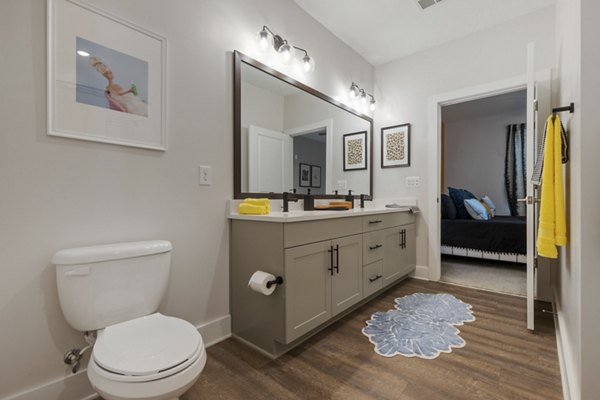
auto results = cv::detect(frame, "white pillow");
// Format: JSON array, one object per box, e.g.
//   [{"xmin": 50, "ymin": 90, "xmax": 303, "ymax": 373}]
[{"xmin": 481, "ymin": 195, "xmax": 496, "ymax": 218}]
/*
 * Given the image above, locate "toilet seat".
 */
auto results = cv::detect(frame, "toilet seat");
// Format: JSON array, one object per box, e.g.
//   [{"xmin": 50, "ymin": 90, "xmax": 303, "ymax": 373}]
[{"xmin": 93, "ymin": 313, "xmax": 203, "ymax": 383}]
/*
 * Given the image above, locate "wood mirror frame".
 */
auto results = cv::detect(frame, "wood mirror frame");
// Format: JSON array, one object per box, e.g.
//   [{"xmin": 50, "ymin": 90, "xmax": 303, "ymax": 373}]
[{"xmin": 233, "ymin": 50, "xmax": 373, "ymax": 199}]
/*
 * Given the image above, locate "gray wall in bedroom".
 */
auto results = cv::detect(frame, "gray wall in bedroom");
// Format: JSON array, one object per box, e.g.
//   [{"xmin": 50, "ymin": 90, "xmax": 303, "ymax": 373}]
[{"xmin": 442, "ymin": 105, "xmax": 526, "ymax": 216}]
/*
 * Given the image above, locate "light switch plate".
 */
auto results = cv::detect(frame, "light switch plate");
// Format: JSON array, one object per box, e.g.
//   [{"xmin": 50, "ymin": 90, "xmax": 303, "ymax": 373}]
[
  {"xmin": 337, "ymin": 180, "xmax": 347, "ymax": 190},
  {"xmin": 406, "ymin": 176, "xmax": 420, "ymax": 188},
  {"xmin": 199, "ymin": 165, "xmax": 212, "ymax": 186}
]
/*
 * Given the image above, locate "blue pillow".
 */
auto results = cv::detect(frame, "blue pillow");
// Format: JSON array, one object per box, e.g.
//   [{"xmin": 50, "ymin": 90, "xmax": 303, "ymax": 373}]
[
  {"xmin": 464, "ymin": 199, "xmax": 490, "ymax": 220},
  {"xmin": 441, "ymin": 194, "xmax": 457, "ymax": 219},
  {"xmin": 448, "ymin": 187, "xmax": 476, "ymax": 219}
]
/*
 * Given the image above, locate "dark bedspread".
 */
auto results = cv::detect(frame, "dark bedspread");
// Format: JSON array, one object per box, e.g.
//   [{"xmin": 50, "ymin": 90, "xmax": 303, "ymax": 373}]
[{"xmin": 441, "ymin": 216, "xmax": 526, "ymax": 254}]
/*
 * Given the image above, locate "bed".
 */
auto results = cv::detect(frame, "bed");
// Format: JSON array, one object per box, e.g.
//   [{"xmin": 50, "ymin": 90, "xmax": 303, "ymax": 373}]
[{"xmin": 441, "ymin": 216, "xmax": 527, "ymax": 263}]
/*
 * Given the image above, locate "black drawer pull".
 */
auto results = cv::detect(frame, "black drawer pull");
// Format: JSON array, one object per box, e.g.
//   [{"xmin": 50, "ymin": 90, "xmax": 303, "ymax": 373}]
[
  {"xmin": 369, "ymin": 220, "xmax": 383, "ymax": 224},
  {"xmin": 369, "ymin": 274, "xmax": 383, "ymax": 283},
  {"xmin": 369, "ymin": 244, "xmax": 383, "ymax": 250}
]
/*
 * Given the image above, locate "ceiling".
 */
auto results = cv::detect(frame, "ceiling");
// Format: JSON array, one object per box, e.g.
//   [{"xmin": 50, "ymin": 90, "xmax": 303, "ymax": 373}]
[
  {"xmin": 294, "ymin": 0, "xmax": 555, "ymax": 66},
  {"xmin": 442, "ymin": 89, "xmax": 527, "ymax": 123}
]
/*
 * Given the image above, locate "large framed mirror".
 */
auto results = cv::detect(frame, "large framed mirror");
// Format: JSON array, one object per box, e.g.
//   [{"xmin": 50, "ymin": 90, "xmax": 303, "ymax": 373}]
[{"xmin": 234, "ymin": 51, "xmax": 373, "ymax": 199}]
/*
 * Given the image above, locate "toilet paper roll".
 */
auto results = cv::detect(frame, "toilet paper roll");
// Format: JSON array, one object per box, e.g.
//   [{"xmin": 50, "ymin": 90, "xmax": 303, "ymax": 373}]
[{"xmin": 248, "ymin": 270, "xmax": 277, "ymax": 296}]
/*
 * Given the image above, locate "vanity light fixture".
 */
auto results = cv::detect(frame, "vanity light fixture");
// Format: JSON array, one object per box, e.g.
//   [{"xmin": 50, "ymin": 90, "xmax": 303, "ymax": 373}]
[
  {"xmin": 348, "ymin": 82, "xmax": 376, "ymax": 111},
  {"xmin": 257, "ymin": 25, "xmax": 315, "ymax": 72}
]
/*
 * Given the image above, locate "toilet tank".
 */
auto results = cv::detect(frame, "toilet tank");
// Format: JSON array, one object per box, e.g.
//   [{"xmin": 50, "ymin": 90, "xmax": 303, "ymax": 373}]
[{"xmin": 54, "ymin": 240, "xmax": 172, "ymax": 332}]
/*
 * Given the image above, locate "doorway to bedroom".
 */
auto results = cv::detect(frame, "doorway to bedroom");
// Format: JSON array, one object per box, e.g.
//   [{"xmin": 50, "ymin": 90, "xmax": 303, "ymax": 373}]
[{"xmin": 439, "ymin": 90, "xmax": 527, "ymax": 296}]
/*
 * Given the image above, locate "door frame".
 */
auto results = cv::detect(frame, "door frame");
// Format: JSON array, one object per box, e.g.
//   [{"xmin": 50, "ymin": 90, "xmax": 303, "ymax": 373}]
[
  {"xmin": 427, "ymin": 75, "xmax": 529, "ymax": 282},
  {"xmin": 284, "ymin": 119, "xmax": 334, "ymax": 194}
]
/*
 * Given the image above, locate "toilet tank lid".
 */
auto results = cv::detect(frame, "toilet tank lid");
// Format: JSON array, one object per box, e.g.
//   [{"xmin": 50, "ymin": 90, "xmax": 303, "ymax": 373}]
[{"xmin": 52, "ymin": 240, "xmax": 172, "ymax": 265}]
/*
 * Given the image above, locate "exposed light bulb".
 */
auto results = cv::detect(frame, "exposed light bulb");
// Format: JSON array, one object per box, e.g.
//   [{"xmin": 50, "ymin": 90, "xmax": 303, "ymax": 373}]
[
  {"xmin": 369, "ymin": 99, "xmax": 376, "ymax": 111},
  {"xmin": 77, "ymin": 50, "xmax": 90, "ymax": 57},
  {"xmin": 279, "ymin": 42, "xmax": 293, "ymax": 64},
  {"xmin": 302, "ymin": 54, "xmax": 315, "ymax": 73},
  {"xmin": 349, "ymin": 83, "xmax": 358, "ymax": 98},
  {"xmin": 360, "ymin": 89, "xmax": 368, "ymax": 105},
  {"xmin": 257, "ymin": 28, "xmax": 271, "ymax": 52}
]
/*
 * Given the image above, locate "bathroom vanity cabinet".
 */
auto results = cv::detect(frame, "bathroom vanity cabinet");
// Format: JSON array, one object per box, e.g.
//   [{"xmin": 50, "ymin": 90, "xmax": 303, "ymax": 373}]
[{"xmin": 229, "ymin": 209, "xmax": 416, "ymax": 358}]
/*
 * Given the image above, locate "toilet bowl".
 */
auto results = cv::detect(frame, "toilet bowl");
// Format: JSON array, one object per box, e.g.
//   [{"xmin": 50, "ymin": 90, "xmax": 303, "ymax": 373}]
[
  {"xmin": 54, "ymin": 240, "xmax": 206, "ymax": 400},
  {"xmin": 87, "ymin": 313, "xmax": 206, "ymax": 400}
]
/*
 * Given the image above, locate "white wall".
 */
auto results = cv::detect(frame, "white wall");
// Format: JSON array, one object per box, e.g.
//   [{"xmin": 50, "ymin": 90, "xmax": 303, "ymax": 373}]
[
  {"xmin": 443, "ymin": 110, "xmax": 526, "ymax": 216},
  {"xmin": 240, "ymin": 81, "xmax": 285, "ymax": 192},
  {"xmin": 374, "ymin": 6, "xmax": 555, "ymax": 272},
  {"xmin": 579, "ymin": 0, "xmax": 600, "ymax": 396},
  {"xmin": 554, "ymin": 0, "xmax": 600, "ymax": 398},
  {"xmin": 0, "ymin": 0, "xmax": 374, "ymax": 398}
]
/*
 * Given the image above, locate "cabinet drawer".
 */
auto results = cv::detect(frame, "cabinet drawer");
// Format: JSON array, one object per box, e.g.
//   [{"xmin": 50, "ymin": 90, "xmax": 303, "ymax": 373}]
[
  {"xmin": 284, "ymin": 217, "xmax": 362, "ymax": 248},
  {"xmin": 363, "ymin": 230, "xmax": 385, "ymax": 265},
  {"xmin": 362, "ymin": 212, "xmax": 415, "ymax": 232},
  {"xmin": 363, "ymin": 260, "xmax": 383, "ymax": 298}
]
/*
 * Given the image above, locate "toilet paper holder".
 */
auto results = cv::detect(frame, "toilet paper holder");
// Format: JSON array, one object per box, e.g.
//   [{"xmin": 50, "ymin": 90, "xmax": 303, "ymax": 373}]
[{"xmin": 266, "ymin": 276, "xmax": 284, "ymax": 289}]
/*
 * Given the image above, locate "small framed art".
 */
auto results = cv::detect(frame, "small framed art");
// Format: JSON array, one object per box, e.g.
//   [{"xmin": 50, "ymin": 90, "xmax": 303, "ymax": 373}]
[
  {"xmin": 310, "ymin": 165, "xmax": 321, "ymax": 188},
  {"xmin": 343, "ymin": 131, "xmax": 367, "ymax": 171},
  {"xmin": 381, "ymin": 123, "xmax": 410, "ymax": 168},
  {"xmin": 299, "ymin": 163, "xmax": 311, "ymax": 187}
]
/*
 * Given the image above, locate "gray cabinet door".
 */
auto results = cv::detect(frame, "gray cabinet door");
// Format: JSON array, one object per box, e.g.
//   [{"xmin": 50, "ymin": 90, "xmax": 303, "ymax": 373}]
[
  {"xmin": 331, "ymin": 234, "xmax": 363, "ymax": 316},
  {"xmin": 399, "ymin": 224, "xmax": 416, "ymax": 276},
  {"xmin": 382, "ymin": 227, "xmax": 403, "ymax": 287},
  {"xmin": 284, "ymin": 240, "xmax": 332, "ymax": 343}
]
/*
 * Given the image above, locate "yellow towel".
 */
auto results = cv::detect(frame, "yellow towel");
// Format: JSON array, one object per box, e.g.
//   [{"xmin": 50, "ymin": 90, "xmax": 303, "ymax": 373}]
[
  {"xmin": 238, "ymin": 203, "xmax": 268, "ymax": 215},
  {"xmin": 242, "ymin": 198, "xmax": 270, "ymax": 213},
  {"xmin": 537, "ymin": 115, "xmax": 567, "ymax": 258}
]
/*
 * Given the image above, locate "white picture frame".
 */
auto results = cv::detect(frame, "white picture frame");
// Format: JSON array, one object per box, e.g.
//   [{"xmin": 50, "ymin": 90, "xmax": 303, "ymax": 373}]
[{"xmin": 47, "ymin": 0, "xmax": 167, "ymax": 150}]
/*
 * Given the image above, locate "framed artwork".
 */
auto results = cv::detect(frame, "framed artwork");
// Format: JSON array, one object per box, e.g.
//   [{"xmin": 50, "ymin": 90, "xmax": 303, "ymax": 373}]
[
  {"xmin": 381, "ymin": 123, "xmax": 410, "ymax": 168},
  {"xmin": 299, "ymin": 163, "xmax": 311, "ymax": 187},
  {"xmin": 310, "ymin": 165, "xmax": 321, "ymax": 188},
  {"xmin": 47, "ymin": 0, "xmax": 167, "ymax": 150},
  {"xmin": 343, "ymin": 131, "xmax": 367, "ymax": 171}
]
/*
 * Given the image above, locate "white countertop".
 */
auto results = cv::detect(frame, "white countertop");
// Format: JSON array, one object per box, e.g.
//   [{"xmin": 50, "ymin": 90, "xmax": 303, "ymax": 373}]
[{"xmin": 228, "ymin": 205, "xmax": 416, "ymax": 223}]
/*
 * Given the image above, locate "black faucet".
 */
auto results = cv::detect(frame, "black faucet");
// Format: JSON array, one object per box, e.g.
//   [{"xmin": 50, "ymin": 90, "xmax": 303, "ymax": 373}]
[
  {"xmin": 283, "ymin": 189, "xmax": 298, "ymax": 212},
  {"xmin": 360, "ymin": 194, "xmax": 373, "ymax": 208},
  {"xmin": 304, "ymin": 188, "xmax": 315, "ymax": 211},
  {"xmin": 345, "ymin": 190, "xmax": 354, "ymax": 208}
]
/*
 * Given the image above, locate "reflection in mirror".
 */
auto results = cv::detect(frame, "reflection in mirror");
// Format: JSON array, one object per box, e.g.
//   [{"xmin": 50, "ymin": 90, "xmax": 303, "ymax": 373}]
[{"xmin": 236, "ymin": 52, "xmax": 372, "ymax": 198}]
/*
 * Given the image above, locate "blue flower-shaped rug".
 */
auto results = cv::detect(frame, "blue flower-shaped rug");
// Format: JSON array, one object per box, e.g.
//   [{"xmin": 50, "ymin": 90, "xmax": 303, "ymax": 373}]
[{"xmin": 362, "ymin": 293, "xmax": 475, "ymax": 359}]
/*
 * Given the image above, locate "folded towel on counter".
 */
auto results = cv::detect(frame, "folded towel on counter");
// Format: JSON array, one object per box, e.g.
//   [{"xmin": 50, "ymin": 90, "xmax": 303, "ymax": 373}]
[
  {"xmin": 238, "ymin": 203, "xmax": 268, "ymax": 215},
  {"xmin": 329, "ymin": 201, "xmax": 353, "ymax": 208},
  {"xmin": 242, "ymin": 198, "xmax": 270, "ymax": 212}
]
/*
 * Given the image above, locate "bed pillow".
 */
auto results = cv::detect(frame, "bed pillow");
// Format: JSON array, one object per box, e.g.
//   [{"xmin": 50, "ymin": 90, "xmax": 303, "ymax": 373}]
[
  {"xmin": 448, "ymin": 187, "xmax": 476, "ymax": 219},
  {"xmin": 441, "ymin": 194, "xmax": 457, "ymax": 219},
  {"xmin": 481, "ymin": 195, "xmax": 496, "ymax": 218},
  {"xmin": 464, "ymin": 198, "xmax": 490, "ymax": 220}
]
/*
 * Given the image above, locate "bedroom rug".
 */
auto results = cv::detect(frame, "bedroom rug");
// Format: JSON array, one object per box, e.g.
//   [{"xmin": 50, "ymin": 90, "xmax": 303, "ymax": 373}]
[
  {"xmin": 441, "ymin": 256, "xmax": 526, "ymax": 296},
  {"xmin": 362, "ymin": 293, "xmax": 475, "ymax": 359}
]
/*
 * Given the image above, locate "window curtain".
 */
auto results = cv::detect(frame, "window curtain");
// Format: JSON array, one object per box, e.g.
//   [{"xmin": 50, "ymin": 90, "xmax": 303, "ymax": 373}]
[{"xmin": 505, "ymin": 123, "xmax": 526, "ymax": 216}]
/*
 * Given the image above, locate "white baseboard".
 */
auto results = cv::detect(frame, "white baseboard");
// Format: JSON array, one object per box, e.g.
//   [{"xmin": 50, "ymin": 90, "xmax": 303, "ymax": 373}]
[
  {"xmin": 3, "ymin": 369, "xmax": 96, "ymax": 400},
  {"xmin": 410, "ymin": 265, "xmax": 430, "ymax": 281},
  {"xmin": 553, "ymin": 288, "xmax": 577, "ymax": 400},
  {"xmin": 197, "ymin": 314, "xmax": 231, "ymax": 347},
  {"xmin": 4, "ymin": 314, "xmax": 232, "ymax": 400}
]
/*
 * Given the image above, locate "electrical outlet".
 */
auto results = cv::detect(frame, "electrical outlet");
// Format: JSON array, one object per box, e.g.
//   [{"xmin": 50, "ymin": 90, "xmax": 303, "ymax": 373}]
[
  {"xmin": 406, "ymin": 176, "xmax": 420, "ymax": 188},
  {"xmin": 199, "ymin": 165, "xmax": 212, "ymax": 186},
  {"xmin": 337, "ymin": 180, "xmax": 347, "ymax": 190}
]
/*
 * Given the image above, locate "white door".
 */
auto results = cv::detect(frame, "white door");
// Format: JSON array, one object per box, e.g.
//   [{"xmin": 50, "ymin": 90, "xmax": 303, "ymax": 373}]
[
  {"xmin": 248, "ymin": 125, "xmax": 292, "ymax": 193},
  {"xmin": 525, "ymin": 43, "xmax": 538, "ymax": 330}
]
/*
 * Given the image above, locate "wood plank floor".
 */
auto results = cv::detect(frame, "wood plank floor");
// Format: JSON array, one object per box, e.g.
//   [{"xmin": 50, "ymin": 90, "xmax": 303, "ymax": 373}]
[{"xmin": 184, "ymin": 279, "xmax": 562, "ymax": 400}]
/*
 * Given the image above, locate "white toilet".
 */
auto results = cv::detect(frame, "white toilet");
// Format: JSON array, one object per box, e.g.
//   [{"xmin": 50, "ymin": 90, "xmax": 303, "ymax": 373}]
[{"xmin": 54, "ymin": 240, "xmax": 206, "ymax": 400}]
